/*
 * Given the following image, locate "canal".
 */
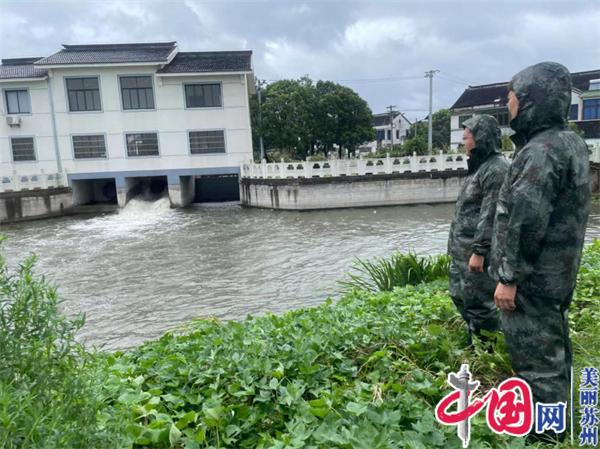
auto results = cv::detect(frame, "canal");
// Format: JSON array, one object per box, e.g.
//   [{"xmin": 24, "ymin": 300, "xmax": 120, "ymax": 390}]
[{"xmin": 2, "ymin": 199, "xmax": 600, "ymax": 350}]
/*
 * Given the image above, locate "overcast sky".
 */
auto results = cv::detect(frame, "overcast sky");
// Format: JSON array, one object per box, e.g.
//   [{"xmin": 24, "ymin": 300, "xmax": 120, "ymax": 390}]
[{"xmin": 1, "ymin": 0, "xmax": 598, "ymax": 118}]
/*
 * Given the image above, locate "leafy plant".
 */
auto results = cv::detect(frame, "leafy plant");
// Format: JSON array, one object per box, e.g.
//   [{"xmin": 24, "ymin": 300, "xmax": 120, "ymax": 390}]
[
  {"xmin": 1, "ymin": 239, "xmax": 598, "ymax": 449},
  {"xmin": 338, "ymin": 252, "xmax": 451, "ymax": 293},
  {"xmin": 0, "ymin": 238, "xmax": 120, "ymax": 448}
]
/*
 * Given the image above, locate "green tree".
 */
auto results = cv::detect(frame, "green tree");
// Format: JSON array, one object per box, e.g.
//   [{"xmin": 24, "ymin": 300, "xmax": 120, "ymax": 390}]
[
  {"xmin": 314, "ymin": 81, "xmax": 375, "ymax": 157},
  {"xmin": 404, "ymin": 109, "xmax": 451, "ymax": 153},
  {"xmin": 568, "ymin": 121, "xmax": 585, "ymax": 138},
  {"xmin": 260, "ymin": 76, "xmax": 317, "ymax": 160},
  {"xmin": 253, "ymin": 77, "xmax": 374, "ymax": 160},
  {"xmin": 501, "ymin": 134, "xmax": 514, "ymax": 152}
]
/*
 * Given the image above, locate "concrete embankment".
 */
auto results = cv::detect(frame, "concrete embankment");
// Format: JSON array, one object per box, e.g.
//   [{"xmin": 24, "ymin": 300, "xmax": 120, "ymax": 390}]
[
  {"xmin": 0, "ymin": 187, "xmax": 74, "ymax": 224},
  {"xmin": 240, "ymin": 170, "xmax": 469, "ymax": 210}
]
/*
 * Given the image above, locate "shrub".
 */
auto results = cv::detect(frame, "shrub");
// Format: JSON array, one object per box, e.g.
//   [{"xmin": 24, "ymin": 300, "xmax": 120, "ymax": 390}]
[{"xmin": 0, "ymin": 240, "xmax": 118, "ymax": 449}]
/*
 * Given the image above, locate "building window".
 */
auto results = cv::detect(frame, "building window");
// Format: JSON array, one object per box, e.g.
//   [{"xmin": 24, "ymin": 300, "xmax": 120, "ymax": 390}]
[
  {"xmin": 589, "ymin": 80, "xmax": 600, "ymax": 91},
  {"xmin": 184, "ymin": 83, "xmax": 222, "ymax": 108},
  {"xmin": 66, "ymin": 77, "xmax": 101, "ymax": 112},
  {"xmin": 72, "ymin": 135, "xmax": 106, "ymax": 159},
  {"xmin": 10, "ymin": 137, "xmax": 35, "ymax": 161},
  {"xmin": 120, "ymin": 76, "xmax": 155, "ymax": 110},
  {"xmin": 570, "ymin": 104, "xmax": 579, "ymax": 121},
  {"xmin": 396, "ymin": 130, "xmax": 400, "ymax": 139},
  {"xmin": 583, "ymin": 99, "xmax": 600, "ymax": 120},
  {"xmin": 458, "ymin": 115, "xmax": 472, "ymax": 127},
  {"xmin": 386, "ymin": 130, "xmax": 391, "ymax": 140},
  {"xmin": 5, "ymin": 89, "xmax": 31, "ymax": 114},
  {"xmin": 126, "ymin": 133, "xmax": 159, "ymax": 157},
  {"xmin": 189, "ymin": 130, "xmax": 225, "ymax": 154},
  {"xmin": 376, "ymin": 129, "xmax": 385, "ymax": 141}
]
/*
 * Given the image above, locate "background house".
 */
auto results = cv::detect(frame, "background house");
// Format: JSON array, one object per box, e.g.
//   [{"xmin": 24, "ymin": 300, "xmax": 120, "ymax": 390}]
[
  {"xmin": 449, "ymin": 69, "xmax": 600, "ymax": 150},
  {"xmin": 0, "ymin": 42, "xmax": 254, "ymax": 207},
  {"xmin": 362, "ymin": 111, "xmax": 411, "ymax": 153}
]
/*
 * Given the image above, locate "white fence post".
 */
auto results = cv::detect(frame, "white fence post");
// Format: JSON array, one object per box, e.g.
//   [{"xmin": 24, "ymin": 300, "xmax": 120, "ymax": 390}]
[
  {"xmin": 261, "ymin": 159, "xmax": 267, "ymax": 178},
  {"xmin": 411, "ymin": 152, "xmax": 418, "ymax": 172}
]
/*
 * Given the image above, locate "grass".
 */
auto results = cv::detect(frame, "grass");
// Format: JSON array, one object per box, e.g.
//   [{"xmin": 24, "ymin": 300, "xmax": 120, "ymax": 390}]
[
  {"xmin": 0, "ymin": 239, "xmax": 598, "ymax": 448},
  {"xmin": 338, "ymin": 252, "xmax": 451, "ymax": 293}
]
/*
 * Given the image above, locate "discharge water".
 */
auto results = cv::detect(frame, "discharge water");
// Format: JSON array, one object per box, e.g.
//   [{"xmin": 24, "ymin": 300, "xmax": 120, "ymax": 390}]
[{"xmin": 2, "ymin": 200, "xmax": 600, "ymax": 350}]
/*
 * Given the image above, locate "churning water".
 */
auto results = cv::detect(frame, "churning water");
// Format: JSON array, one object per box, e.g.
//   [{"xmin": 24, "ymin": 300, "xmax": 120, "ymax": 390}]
[{"xmin": 2, "ymin": 199, "xmax": 600, "ymax": 350}]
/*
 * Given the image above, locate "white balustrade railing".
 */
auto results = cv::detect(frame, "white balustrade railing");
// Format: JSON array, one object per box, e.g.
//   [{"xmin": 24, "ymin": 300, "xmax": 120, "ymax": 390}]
[
  {"xmin": 241, "ymin": 147, "xmax": 600, "ymax": 180},
  {"xmin": 0, "ymin": 172, "xmax": 67, "ymax": 193},
  {"xmin": 241, "ymin": 152, "xmax": 468, "ymax": 179}
]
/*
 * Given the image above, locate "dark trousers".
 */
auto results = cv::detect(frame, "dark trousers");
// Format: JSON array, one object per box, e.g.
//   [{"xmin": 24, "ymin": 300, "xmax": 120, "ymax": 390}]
[
  {"xmin": 500, "ymin": 290, "xmax": 573, "ymax": 406},
  {"xmin": 449, "ymin": 260, "xmax": 499, "ymax": 338}
]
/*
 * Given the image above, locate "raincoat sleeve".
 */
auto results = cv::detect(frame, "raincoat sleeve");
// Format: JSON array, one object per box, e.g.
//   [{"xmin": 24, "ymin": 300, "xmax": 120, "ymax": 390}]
[
  {"xmin": 472, "ymin": 163, "xmax": 506, "ymax": 257},
  {"xmin": 496, "ymin": 146, "xmax": 560, "ymax": 285}
]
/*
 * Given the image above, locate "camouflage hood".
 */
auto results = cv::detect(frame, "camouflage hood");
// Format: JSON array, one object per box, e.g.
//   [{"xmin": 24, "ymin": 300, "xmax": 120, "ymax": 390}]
[
  {"xmin": 462, "ymin": 114, "xmax": 502, "ymax": 174},
  {"xmin": 509, "ymin": 62, "xmax": 572, "ymax": 147}
]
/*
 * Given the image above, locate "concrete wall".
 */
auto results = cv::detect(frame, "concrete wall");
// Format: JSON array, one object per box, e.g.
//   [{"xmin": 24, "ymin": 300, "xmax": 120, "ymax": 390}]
[
  {"xmin": 0, "ymin": 187, "xmax": 73, "ymax": 223},
  {"xmin": 240, "ymin": 171, "xmax": 467, "ymax": 210}
]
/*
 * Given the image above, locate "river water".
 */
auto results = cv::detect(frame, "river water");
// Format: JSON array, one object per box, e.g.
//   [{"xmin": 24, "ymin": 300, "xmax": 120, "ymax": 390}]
[{"xmin": 2, "ymin": 199, "xmax": 600, "ymax": 350}]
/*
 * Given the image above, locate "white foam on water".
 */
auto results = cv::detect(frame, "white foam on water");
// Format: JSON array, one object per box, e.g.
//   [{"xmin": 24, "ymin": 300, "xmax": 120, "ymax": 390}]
[{"xmin": 67, "ymin": 195, "xmax": 177, "ymax": 236}]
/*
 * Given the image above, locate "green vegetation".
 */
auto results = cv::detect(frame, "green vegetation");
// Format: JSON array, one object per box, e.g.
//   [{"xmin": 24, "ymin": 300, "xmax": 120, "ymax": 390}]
[
  {"xmin": 1, "ymin": 240, "xmax": 599, "ymax": 448},
  {"xmin": 366, "ymin": 110, "xmax": 451, "ymax": 158},
  {"xmin": 0, "ymin": 242, "xmax": 118, "ymax": 449},
  {"xmin": 252, "ymin": 77, "xmax": 375, "ymax": 161},
  {"xmin": 501, "ymin": 134, "xmax": 514, "ymax": 152},
  {"xmin": 339, "ymin": 252, "xmax": 450, "ymax": 293},
  {"xmin": 402, "ymin": 109, "xmax": 451, "ymax": 155}
]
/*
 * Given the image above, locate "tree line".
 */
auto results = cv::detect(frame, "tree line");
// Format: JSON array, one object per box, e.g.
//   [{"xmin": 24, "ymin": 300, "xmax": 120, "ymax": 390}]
[{"xmin": 250, "ymin": 76, "xmax": 451, "ymax": 161}]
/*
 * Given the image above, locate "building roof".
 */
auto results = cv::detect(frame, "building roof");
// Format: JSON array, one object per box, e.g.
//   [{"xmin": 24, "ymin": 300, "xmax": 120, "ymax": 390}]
[
  {"xmin": 372, "ymin": 111, "xmax": 411, "ymax": 127},
  {"xmin": 572, "ymin": 70, "xmax": 600, "ymax": 91},
  {"xmin": 0, "ymin": 57, "xmax": 47, "ymax": 79},
  {"xmin": 373, "ymin": 111, "xmax": 400, "ymax": 126},
  {"xmin": 573, "ymin": 120, "xmax": 600, "ymax": 139},
  {"xmin": 34, "ymin": 42, "xmax": 177, "ymax": 66},
  {"xmin": 451, "ymin": 69, "xmax": 600, "ymax": 110},
  {"xmin": 157, "ymin": 51, "xmax": 252, "ymax": 74}
]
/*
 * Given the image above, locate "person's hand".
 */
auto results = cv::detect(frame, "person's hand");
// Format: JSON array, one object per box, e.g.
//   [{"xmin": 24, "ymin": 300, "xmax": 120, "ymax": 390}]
[
  {"xmin": 468, "ymin": 254, "xmax": 484, "ymax": 272},
  {"xmin": 494, "ymin": 283, "xmax": 517, "ymax": 311}
]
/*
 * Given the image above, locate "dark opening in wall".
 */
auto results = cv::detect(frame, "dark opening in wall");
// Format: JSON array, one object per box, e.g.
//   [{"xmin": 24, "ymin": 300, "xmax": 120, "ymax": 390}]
[
  {"xmin": 194, "ymin": 174, "xmax": 240, "ymax": 202},
  {"xmin": 72, "ymin": 178, "xmax": 117, "ymax": 205},
  {"xmin": 128, "ymin": 176, "xmax": 168, "ymax": 201}
]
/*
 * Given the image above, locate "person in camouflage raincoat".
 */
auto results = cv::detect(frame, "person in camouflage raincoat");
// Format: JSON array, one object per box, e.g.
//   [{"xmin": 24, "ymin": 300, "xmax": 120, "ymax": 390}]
[
  {"xmin": 448, "ymin": 114, "xmax": 509, "ymax": 343},
  {"xmin": 490, "ymin": 62, "xmax": 590, "ymax": 436}
]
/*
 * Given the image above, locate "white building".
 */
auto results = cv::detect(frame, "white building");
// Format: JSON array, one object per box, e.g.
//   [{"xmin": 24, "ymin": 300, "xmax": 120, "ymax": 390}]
[
  {"xmin": 0, "ymin": 42, "xmax": 255, "ymax": 207},
  {"xmin": 362, "ymin": 111, "xmax": 411, "ymax": 153},
  {"xmin": 449, "ymin": 69, "xmax": 600, "ymax": 150}
]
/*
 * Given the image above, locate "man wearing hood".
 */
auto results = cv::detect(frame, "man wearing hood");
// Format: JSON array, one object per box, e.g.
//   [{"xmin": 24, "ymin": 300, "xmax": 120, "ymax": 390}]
[
  {"xmin": 448, "ymin": 114, "xmax": 509, "ymax": 344},
  {"xmin": 491, "ymin": 62, "xmax": 590, "ymax": 438}
]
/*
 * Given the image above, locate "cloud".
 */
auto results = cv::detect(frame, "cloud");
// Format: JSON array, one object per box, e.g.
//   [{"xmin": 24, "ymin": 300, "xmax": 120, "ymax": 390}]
[
  {"xmin": 0, "ymin": 0, "xmax": 598, "ymax": 114},
  {"xmin": 341, "ymin": 17, "xmax": 418, "ymax": 51}
]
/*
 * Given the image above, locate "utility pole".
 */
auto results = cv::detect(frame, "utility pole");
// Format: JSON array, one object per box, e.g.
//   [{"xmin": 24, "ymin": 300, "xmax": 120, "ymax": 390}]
[
  {"xmin": 424, "ymin": 70, "xmax": 439, "ymax": 153},
  {"xmin": 256, "ymin": 79, "xmax": 266, "ymax": 161},
  {"xmin": 386, "ymin": 105, "xmax": 396, "ymax": 147}
]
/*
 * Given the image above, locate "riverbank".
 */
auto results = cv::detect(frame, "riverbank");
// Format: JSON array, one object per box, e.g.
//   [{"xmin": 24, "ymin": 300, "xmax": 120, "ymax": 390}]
[{"xmin": 2, "ymin": 241, "xmax": 599, "ymax": 448}]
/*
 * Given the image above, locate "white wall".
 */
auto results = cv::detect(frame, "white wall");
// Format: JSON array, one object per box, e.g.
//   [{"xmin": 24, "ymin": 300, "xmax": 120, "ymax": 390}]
[
  {"xmin": 1, "ymin": 65, "xmax": 254, "ymax": 179},
  {"xmin": 0, "ymin": 79, "xmax": 58, "ymax": 175}
]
